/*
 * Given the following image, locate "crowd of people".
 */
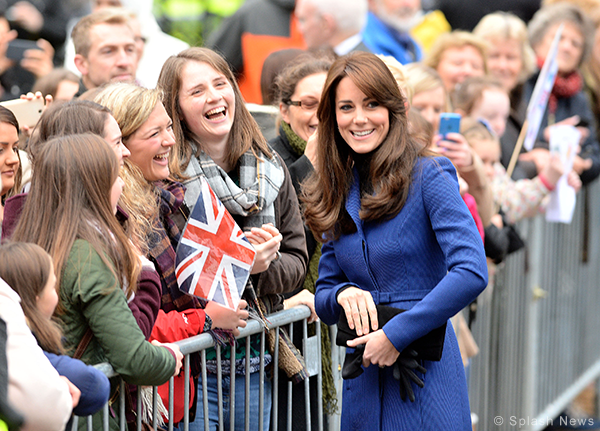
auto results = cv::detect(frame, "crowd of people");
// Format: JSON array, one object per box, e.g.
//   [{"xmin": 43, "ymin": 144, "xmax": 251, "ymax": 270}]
[{"xmin": 0, "ymin": 0, "xmax": 597, "ymax": 430}]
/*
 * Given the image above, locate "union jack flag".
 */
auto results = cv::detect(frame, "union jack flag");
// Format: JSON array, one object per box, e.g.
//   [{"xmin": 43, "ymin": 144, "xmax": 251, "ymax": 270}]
[{"xmin": 175, "ymin": 177, "xmax": 255, "ymax": 309}]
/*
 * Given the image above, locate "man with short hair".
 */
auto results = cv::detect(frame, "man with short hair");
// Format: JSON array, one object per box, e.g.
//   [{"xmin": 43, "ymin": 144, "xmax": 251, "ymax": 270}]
[
  {"xmin": 71, "ymin": 8, "xmax": 138, "ymax": 96},
  {"xmin": 295, "ymin": 0, "xmax": 370, "ymax": 55}
]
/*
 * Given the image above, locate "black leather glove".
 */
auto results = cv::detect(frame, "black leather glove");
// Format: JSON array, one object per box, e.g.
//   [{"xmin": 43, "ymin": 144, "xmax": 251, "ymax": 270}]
[{"xmin": 392, "ymin": 349, "xmax": 426, "ymax": 402}]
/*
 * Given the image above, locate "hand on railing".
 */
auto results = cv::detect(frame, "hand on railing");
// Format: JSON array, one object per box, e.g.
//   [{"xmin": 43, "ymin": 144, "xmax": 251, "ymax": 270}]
[
  {"xmin": 152, "ymin": 340, "xmax": 183, "ymax": 376},
  {"xmin": 60, "ymin": 376, "xmax": 81, "ymax": 409},
  {"xmin": 205, "ymin": 299, "xmax": 249, "ymax": 336},
  {"xmin": 284, "ymin": 289, "xmax": 318, "ymax": 323}
]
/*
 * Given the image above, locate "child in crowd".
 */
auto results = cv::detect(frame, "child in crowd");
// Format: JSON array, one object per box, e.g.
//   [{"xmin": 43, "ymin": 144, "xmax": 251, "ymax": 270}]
[
  {"xmin": 0, "ymin": 242, "xmax": 110, "ymax": 418},
  {"xmin": 452, "ymin": 76, "xmax": 581, "ymax": 224},
  {"xmin": 461, "ymin": 118, "xmax": 580, "ymax": 224}
]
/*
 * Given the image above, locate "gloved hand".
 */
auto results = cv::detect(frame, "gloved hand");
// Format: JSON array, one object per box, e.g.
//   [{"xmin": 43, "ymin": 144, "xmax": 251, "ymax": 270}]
[{"xmin": 392, "ymin": 349, "xmax": 426, "ymax": 402}]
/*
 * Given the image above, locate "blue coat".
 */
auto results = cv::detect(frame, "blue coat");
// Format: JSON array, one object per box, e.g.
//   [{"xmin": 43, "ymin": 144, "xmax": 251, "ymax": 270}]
[{"xmin": 315, "ymin": 157, "xmax": 487, "ymax": 430}]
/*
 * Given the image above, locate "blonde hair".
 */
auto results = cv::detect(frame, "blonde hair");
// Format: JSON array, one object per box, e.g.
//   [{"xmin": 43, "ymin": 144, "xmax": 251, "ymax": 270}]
[
  {"xmin": 377, "ymin": 55, "xmax": 414, "ymax": 103},
  {"xmin": 72, "ymin": 8, "xmax": 133, "ymax": 57},
  {"xmin": 94, "ymin": 83, "xmax": 162, "ymax": 251},
  {"xmin": 405, "ymin": 63, "xmax": 452, "ymax": 112},
  {"xmin": 473, "ymin": 12, "xmax": 536, "ymax": 83},
  {"xmin": 424, "ymin": 31, "xmax": 489, "ymax": 73}
]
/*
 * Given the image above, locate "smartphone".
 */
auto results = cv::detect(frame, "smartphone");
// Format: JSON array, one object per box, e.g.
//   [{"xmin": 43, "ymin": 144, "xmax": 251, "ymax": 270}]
[
  {"xmin": 6, "ymin": 39, "xmax": 42, "ymax": 62},
  {"xmin": 0, "ymin": 98, "xmax": 44, "ymax": 128},
  {"xmin": 438, "ymin": 113, "xmax": 461, "ymax": 138}
]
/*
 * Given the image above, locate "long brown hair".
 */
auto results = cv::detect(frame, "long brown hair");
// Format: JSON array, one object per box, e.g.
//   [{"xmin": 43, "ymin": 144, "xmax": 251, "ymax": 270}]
[
  {"xmin": 302, "ymin": 52, "xmax": 430, "ymax": 240},
  {"xmin": 0, "ymin": 106, "xmax": 21, "ymax": 199},
  {"xmin": 11, "ymin": 134, "xmax": 140, "ymax": 300},
  {"xmin": 0, "ymin": 242, "xmax": 64, "ymax": 354},
  {"xmin": 158, "ymin": 47, "xmax": 272, "ymax": 177},
  {"xmin": 28, "ymin": 100, "xmax": 110, "ymax": 164}
]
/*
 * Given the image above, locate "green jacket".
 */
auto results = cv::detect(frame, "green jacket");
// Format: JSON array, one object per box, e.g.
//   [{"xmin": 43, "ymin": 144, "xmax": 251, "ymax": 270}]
[{"xmin": 59, "ymin": 239, "xmax": 175, "ymax": 386}]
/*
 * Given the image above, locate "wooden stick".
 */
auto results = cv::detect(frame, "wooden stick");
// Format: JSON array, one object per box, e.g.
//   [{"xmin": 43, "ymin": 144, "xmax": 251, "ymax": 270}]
[{"xmin": 506, "ymin": 118, "xmax": 529, "ymax": 179}]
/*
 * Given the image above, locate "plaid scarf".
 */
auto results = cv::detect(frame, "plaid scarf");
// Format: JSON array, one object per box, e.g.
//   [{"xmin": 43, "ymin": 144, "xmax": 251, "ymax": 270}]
[
  {"xmin": 147, "ymin": 180, "xmax": 198, "ymax": 313},
  {"xmin": 183, "ymin": 143, "xmax": 284, "ymax": 229}
]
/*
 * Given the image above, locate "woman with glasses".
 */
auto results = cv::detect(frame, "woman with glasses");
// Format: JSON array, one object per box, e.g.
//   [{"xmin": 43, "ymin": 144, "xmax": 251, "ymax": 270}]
[{"xmin": 270, "ymin": 53, "xmax": 334, "ymax": 430}]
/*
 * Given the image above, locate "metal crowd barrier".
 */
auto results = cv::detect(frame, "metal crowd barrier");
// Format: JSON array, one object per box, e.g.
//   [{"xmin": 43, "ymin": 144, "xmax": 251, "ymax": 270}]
[
  {"xmin": 72, "ymin": 305, "xmax": 322, "ymax": 431},
  {"xmin": 468, "ymin": 181, "xmax": 600, "ymax": 430}
]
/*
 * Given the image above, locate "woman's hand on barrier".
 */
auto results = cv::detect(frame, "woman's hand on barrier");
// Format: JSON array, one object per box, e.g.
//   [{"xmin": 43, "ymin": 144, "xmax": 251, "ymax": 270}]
[
  {"xmin": 152, "ymin": 340, "xmax": 183, "ymax": 376},
  {"xmin": 205, "ymin": 299, "xmax": 249, "ymax": 335},
  {"xmin": 284, "ymin": 289, "xmax": 318, "ymax": 323},
  {"xmin": 346, "ymin": 329, "xmax": 400, "ymax": 368},
  {"xmin": 245, "ymin": 224, "xmax": 282, "ymax": 274},
  {"xmin": 337, "ymin": 287, "xmax": 377, "ymax": 336},
  {"xmin": 60, "ymin": 376, "xmax": 81, "ymax": 408}
]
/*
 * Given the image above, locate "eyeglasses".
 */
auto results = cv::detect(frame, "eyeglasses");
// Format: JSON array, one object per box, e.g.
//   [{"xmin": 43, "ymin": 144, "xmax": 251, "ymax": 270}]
[{"xmin": 285, "ymin": 98, "xmax": 319, "ymax": 112}]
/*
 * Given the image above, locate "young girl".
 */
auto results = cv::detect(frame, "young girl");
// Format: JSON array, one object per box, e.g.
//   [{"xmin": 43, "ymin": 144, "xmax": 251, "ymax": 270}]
[
  {"xmin": 0, "ymin": 242, "xmax": 110, "ymax": 417},
  {"xmin": 460, "ymin": 117, "xmax": 577, "ymax": 224},
  {"xmin": 11, "ymin": 133, "xmax": 183, "ymax": 429}
]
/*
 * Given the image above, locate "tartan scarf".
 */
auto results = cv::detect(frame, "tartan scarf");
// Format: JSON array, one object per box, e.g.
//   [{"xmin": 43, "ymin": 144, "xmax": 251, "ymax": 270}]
[
  {"xmin": 147, "ymin": 180, "xmax": 198, "ymax": 313},
  {"xmin": 183, "ymin": 142, "xmax": 284, "ymax": 229}
]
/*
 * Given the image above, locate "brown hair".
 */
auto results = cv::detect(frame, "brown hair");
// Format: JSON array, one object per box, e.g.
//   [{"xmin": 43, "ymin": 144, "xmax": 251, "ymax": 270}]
[
  {"xmin": 451, "ymin": 76, "xmax": 505, "ymax": 115},
  {"xmin": 32, "ymin": 68, "xmax": 80, "ymax": 100},
  {"xmin": 0, "ymin": 106, "xmax": 21, "ymax": 199},
  {"xmin": 71, "ymin": 8, "xmax": 132, "ymax": 58},
  {"xmin": 302, "ymin": 52, "xmax": 431, "ymax": 240},
  {"xmin": 157, "ymin": 47, "xmax": 272, "ymax": 177},
  {"xmin": 12, "ymin": 134, "xmax": 140, "ymax": 301},
  {"xmin": 0, "ymin": 242, "xmax": 64, "ymax": 354},
  {"xmin": 274, "ymin": 53, "xmax": 334, "ymax": 106},
  {"xmin": 29, "ymin": 100, "xmax": 110, "ymax": 164}
]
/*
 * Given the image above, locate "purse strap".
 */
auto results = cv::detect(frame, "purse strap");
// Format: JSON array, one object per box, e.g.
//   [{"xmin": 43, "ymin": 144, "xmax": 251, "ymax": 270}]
[{"xmin": 73, "ymin": 328, "xmax": 93, "ymax": 360}]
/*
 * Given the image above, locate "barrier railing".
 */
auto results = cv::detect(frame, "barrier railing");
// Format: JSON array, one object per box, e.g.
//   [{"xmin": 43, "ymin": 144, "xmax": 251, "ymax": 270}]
[
  {"xmin": 72, "ymin": 305, "xmax": 321, "ymax": 431},
  {"xmin": 468, "ymin": 181, "xmax": 600, "ymax": 430}
]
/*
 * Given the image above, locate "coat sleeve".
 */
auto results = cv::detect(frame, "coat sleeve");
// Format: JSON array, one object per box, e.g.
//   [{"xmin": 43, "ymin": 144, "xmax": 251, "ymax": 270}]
[
  {"xmin": 0, "ymin": 281, "xmax": 72, "ymax": 431},
  {"xmin": 65, "ymin": 241, "xmax": 176, "ymax": 386},
  {"xmin": 254, "ymin": 160, "xmax": 309, "ymax": 297},
  {"xmin": 43, "ymin": 352, "xmax": 110, "ymax": 417},
  {"xmin": 382, "ymin": 158, "xmax": 488, "ymax": 352},
  {"xmin": 128, "ymin": 266, "xmax": 162, "ymax": 340},
  {"xmin": 149, "ymin": 308, "xmax": 207, "ymax": 343},
  {"xmin": 313, "ymin": 240, "xmax": 356, "ymax": 325}
]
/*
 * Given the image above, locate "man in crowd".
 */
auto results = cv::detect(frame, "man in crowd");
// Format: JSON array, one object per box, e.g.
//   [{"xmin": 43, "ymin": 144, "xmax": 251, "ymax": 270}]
[
  {"xmin": 295, "ymin": 0, "xmax": 370, "ymax": 55},
  {"xmin": 71, "ymin": 8, "xmax": 138, "ymax": 96},
  {"xmin": 362, "ymin": 0, "xmax": 424, "ymax": 63}
]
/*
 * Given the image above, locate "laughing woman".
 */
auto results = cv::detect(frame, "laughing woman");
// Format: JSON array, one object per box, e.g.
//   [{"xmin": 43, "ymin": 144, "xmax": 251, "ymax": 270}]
[
  {"xmin": 302, "ymin": 52, "xmax": 487, "ymax": 430},
  {"xmin": 158, "ymin": 47, "xmax": 308, "ymax": 431}
]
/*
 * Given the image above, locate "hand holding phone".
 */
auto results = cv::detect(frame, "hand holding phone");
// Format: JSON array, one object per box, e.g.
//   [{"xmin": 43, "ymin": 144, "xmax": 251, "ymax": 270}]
[
  {"xmin": 438, "ymin": 113, "xmax": 461, "ymax": 138},
  {"xmin": 0, "ymin": 97, "xmax": 44, "ymax": 128}
]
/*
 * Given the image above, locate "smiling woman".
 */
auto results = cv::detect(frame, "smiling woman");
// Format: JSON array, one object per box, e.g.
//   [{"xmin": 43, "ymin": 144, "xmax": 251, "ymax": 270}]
[
  {"xmin": 0, "ymin": 106, "xmax": 20, "ymax": 231},
  {"xmin": 302, "ymin": 52, "xmax": 488, "ymax": 431},
  {"xmin": 158, "ymin": 47, "xmax": 308, "ymax": 431}
]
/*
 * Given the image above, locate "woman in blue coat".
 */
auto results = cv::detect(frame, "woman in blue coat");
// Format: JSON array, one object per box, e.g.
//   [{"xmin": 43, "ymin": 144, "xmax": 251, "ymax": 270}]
[{"xmin": 302, "ymin": 52, "xmax": 488, "ymax": 430}]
